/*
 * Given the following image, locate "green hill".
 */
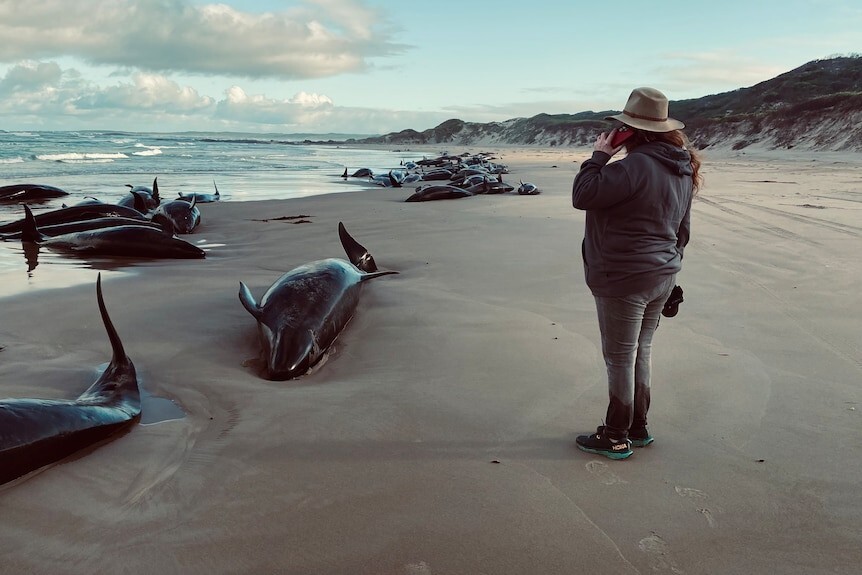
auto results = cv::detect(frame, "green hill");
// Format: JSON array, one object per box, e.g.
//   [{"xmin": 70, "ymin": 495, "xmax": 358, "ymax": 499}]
[{"xmin": 351, "ymin": 56, "xmax": 862, "ymax": 151}]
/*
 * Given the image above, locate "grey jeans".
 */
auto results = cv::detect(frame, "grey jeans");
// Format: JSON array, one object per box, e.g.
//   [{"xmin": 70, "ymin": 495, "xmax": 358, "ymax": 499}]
[{"xmin": 593, "ymin": 275, "xmax": 676, "ymax": 439}]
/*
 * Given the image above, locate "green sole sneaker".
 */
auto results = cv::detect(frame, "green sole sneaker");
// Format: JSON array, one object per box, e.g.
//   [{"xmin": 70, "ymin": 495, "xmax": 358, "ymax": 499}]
[
  {"xmin": 576, "ymin": 443, "xmax": 634, "ymax": 460},
  {"xmin": 630, "ymin": 436, "xmax": 654, "ymax": 448}
]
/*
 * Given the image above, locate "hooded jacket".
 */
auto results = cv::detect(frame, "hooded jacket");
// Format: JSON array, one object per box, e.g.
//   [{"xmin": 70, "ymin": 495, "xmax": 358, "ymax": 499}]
[{"xmin": 572, "ymin": 141, "xmax": 693, "ymax": 297}]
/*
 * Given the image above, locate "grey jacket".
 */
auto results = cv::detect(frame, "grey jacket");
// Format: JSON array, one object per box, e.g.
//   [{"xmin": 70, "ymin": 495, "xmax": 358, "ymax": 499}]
[{"xmin": 572, "ymin": 141, "xmax": 694, "ymax": 297}]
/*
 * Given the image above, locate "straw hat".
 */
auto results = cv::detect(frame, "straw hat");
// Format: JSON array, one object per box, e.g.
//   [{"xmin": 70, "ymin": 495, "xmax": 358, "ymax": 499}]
[{"xmin": 605, "ymin": 87, "xmax": 685, "ymax": 132}]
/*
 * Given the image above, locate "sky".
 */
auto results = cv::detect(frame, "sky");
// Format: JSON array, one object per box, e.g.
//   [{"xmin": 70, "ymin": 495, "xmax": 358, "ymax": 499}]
[{"xmin": 0, "ymin": 0, "xmax": 859, "ymax": 135}]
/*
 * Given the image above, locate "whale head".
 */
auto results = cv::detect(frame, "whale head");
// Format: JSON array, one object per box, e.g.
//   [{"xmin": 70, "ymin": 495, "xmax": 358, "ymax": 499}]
[{"xmin": 260, "ymin": 324, "xmax": 320, "ymax": 381}]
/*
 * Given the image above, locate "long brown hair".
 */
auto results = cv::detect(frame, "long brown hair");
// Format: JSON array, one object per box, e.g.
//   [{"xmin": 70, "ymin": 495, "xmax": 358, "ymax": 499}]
[{"xmin": 625, "ymin": 129, "xmax": 703, "ymax": 194}]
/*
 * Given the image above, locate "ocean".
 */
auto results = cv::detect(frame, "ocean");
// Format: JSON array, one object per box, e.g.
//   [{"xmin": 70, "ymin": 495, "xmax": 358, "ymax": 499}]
[{"xmin": 0, "ymin": 130, "xmax": 418, "ymax": 296}]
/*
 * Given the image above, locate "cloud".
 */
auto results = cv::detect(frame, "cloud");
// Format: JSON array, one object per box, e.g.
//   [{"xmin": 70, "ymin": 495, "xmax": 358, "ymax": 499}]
[
  {"xmin": 653, "ymin": 51, "xmax": 787, "ymax": 95},
  {"xmin": 215, "ymin": 85, "xmax": 333, "ymax": 126},
  {"xmin": 73, "ymin": 73, "xmax": 215, "ymax": 111},
  {"xmin": 0, "ymin": 59, "xmax": 444, "ymax": 134},
  {"xmin": 212, "ymin": 85, "xmax": 446, "ymax": 134},
  {"xmin": 0, "ymin": 0, "xmax": 408, "ymax": 79},
  {"xmin": 0, "ymin": 61, "xmax": 213, "ymax": 126},
  {"xmin": 0, "ymin": 60, "xmax": 63, "ymax": 93}
]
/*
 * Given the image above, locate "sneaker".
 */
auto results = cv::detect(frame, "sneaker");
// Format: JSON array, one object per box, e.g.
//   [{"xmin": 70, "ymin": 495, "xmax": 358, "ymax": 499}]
[
  {"xmin": 576, "ymin": 427, "xmax": 633, "ymax": 460},
  {"xmin": 629, "ymin": 427, "xmax": 654, "ymax": 448}
]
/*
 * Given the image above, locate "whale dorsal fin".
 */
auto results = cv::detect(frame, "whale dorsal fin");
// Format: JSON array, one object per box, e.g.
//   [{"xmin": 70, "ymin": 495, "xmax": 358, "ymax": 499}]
[
  {"xmin": 152, "ymin": 177, "xmax": 160, "ymax": 203},
  {"xmin": 338, "ymin": 221, "xmax": 379, "ymax": 272},
  {"xmin": 96, "ymin": 273, "xmax": 127, "ymax": 364},
  {"xmin": 20, "ymin": 204, "xmax": 46, "ymax": 243},
  {"xmin": 238, "ymin": 282, "xmax": 262, "ymax": 319}
]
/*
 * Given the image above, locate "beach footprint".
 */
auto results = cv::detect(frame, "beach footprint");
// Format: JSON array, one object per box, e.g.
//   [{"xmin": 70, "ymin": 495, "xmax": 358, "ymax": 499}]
[
  {"xmin": 585, "ymin": 460, "xmax": 628, "ymax": 485},
  {"xmin": 638, "ymin": 533, "xmax": 685, "ymax": 574},
  {"xmin": 404, "ymin": 562, "xmax": 433, "ymax": 575},
  {"xmin": 675, "ymin": 486, "xmax": 720, "ymax": 528}
]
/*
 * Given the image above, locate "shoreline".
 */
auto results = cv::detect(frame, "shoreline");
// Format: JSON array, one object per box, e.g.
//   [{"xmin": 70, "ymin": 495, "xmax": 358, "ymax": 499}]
[{"xmin": 1, "ymin": 147, "xmax": 861, "ymax": 574}]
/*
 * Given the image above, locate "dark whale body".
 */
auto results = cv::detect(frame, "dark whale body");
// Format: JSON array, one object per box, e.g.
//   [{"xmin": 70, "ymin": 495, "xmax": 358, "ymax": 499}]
[
  {"xmin": 177, "ymin": 181, "xmax": 220, "ymax": 203},
  {"xmin": 238, "ymin": 222, "xmax": 397, "ymax": 380},
  {"xmin": 0, "ymin": 216, "xmax": 161, "ymax": 241},
  {"xmin": 0, "ymin": 275, "xmax": 141, "ymax": 486},
  {"xmin": 118, "ymin": 177, "xmax": 161, "ymax": 210},
  {"xmin": 0, "ymin": 204, "xmax": 147, "ymax": 234},
  {"xmin": 405, "ymin": 185, "xmax": 474, "ymax": 202},
  {"xmin": 20, "ymin": 205, "xmax": 205, "ymax": 259},
  {"xmin": 0, "ymin": 184, "xmax": 69, "ymax": 203},
  {"xmin": 517, "ymin": 180, "xmax": 541, "ymax": 195},
  {"xmin": 151, "ymin": 196, "xmax": 200, "ymax": 234}
]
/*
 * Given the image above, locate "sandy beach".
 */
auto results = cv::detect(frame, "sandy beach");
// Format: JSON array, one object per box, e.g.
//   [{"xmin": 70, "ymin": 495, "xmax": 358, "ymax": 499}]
[{"xmin": 1, "ymin": 146, "xmax": 860, "ymax": 574}]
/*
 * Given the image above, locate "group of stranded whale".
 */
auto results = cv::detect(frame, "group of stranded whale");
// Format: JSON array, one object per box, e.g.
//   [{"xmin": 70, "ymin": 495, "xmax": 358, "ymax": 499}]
[
  {"xmin": 0, "ymin": 222, "xmax": 394, "ymax": 486},
  {"xmin": 0, "ymin": 150, "xmax": 538, "ymax": 487},
  {"xmin": 0, "ymin": 178, "xmax": 212, "ymax": 263},
  {"xmin": 341, "ymin": 151, "xmax": 541, "ymax": 201}
]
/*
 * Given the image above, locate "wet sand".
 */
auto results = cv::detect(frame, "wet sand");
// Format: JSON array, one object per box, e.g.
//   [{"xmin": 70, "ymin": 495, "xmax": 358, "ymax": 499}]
[{"xmin": 1, "ymin": 146, "xmax": 860, "ymax": 574}]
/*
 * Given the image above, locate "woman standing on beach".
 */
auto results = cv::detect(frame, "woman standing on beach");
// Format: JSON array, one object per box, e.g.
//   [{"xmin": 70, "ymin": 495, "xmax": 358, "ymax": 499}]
[{"xmin": 571, "ymin": 87, "xmax": 702, "ymax": 460}]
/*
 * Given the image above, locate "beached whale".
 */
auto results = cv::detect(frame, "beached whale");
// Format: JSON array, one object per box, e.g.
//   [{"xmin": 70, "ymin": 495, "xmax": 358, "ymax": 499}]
[
  {"xmin": 238, "ymin": 222, "xmax": 397, "ymax": 380},
  {"xmin": 344, "ymin": 168, "xmax": 374, "ymax": 179},
  {"xmin": 0, "ymin": 274, "xmax": 141, "ymax": 486},
  {"xmin": 20, "ymin": 204, "xmax": 205, "ymax": 259},
  {"xmin": 62, "ymin": 196, "xmax": 105, "ymax": 208},
  {"xmin": 517, "ymin": 180, "xmax": 541, "ymax": 195},
  {"xmin": 151, "ymin": 196, "xmax": 200, "ymax": 234},
  {"xmin": 480, "ymin": 176, "xmax": 514, "ymax": 194},
  {"xmin": 418, "ymin": 169, "xmax": 454, "ymax": 181},
  {"xmin": 372, "ymin": 171, "xmax": 403, "ymax": 188},
  {"xmin": 454, "ymin": 173, "xmax": 490, "ymax": 188},
  {"xmin": 0, "ymin": 216, "xmax": 161, "ymax": 241},
  {"xmin": 177, "ymin": 181, "xmax": 221, "ymax": 203},
  {"xmin": 118, "ymin": 177, "xmax": 161, "ymax": 211},
  {"xmin": 0, "ymin": 203, "xmax": 148, "ymax": 234},
  {"xmin": 0, "ymin": 184, "xmax": 69, "ymax": 203},
  {"xmin": 405, "ymin": 185, "xmax": 474, "ymax": 202}
]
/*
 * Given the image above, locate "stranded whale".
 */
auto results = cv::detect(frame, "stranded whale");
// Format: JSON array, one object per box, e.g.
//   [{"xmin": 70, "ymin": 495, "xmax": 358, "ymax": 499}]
[
  {"xmin": 0, "ymin": 274, "xmax": 141, "ymax": 486},
  {"xmin": 238, "ymin": 222, "xmax": 397, "ymax": 380},
  {"xmin": 20, "ymin": 204, "xmax": 205, "ymax": 259}
]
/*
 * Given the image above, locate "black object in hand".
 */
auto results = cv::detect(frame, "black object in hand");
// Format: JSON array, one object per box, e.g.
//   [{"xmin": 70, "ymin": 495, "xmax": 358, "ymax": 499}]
[{"xmin": 662, "ymin": 285, "xmax": 684, "ymax": 318}]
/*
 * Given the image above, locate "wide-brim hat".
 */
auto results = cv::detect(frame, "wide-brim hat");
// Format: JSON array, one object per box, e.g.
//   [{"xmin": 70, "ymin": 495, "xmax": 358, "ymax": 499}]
[{"xmin": 605, "ymin": 87, "xmax": 685, "ymax": 132}]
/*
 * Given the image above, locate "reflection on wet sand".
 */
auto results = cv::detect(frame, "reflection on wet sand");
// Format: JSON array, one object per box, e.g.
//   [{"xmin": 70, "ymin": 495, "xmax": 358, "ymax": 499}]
[
  {"xmin": 139, "ymin": 386, "xmax": 186, "ymax": 425},
  {"xmin": 0, "ymin": 241, "xmax": 133, "ymax": 299}
]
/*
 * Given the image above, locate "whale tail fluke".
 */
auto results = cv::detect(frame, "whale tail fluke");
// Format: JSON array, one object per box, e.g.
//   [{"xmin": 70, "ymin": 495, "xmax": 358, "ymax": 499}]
[
  {"xmin": 213, "ymin": 180, "xmax": 220, "ymax": 198},
  {"xmin": 152, "ymin": 177, "xmax": 160, "ymax": 203},
  {"xmin": 20, "ymin": 205, "xmax": 46, "ymax": 243}
]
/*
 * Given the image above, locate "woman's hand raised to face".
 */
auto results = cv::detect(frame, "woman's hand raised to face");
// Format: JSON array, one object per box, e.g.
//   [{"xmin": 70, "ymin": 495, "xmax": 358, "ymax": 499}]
[{"xmin": 594, "ymin": 129, "xmax": 624, "ymax": 157}]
